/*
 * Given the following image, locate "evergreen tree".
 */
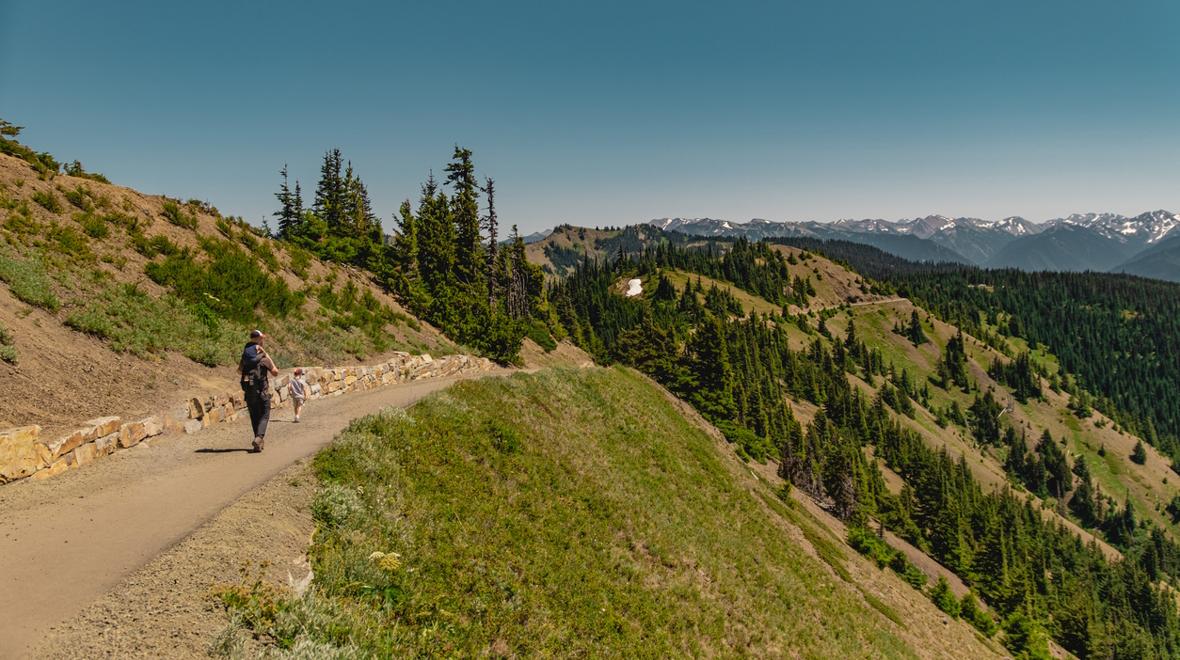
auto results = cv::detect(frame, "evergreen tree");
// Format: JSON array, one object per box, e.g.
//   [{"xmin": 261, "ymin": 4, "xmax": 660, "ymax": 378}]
[
  {"xmin": 445, "ymin": 146, "xmax": 482, "ymax": 285},
  {"xmin": 968, "ymin": 390, "xmax": 1003, "ymax": 446},
  {"xmin": 414, "ymin": 173, "xmax": 455, "ymax": 292},
  {"xmin": 483, "ymin": 177, "xmax": 499, "ymax": 305},
  {"xmin": 313, "ymin": 148, "xmax": 347, "ymax": 234},
  {"xmin": 273, "ymin": 164, "xmax": 299, "ymax": 238},
  {"xmin": 907, "ymin": 310, "xmax": 927, "ymax": 345},
  {"xmin": 1132, "ymin": 439, "xmax": 1148, "ymax": 465}
]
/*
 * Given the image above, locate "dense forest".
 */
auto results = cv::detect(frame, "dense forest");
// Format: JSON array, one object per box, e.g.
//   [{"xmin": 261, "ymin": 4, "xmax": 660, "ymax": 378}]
[
  {"xmin": 770, "ymin": 237, "xmax": 1180, "ymax": 463},
  {"xmin": 270, "ymin": 148, "xmax": 556, "ymax": 362},
  {"xmin": 550, "ymin": 243, "xmax": 1180, "ymax": 659}
]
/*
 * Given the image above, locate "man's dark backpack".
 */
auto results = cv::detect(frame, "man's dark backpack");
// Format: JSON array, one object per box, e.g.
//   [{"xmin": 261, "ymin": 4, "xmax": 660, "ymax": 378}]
[{"xmin": 239, "ymin": 344, "xmax": 270, "ymax": 398}]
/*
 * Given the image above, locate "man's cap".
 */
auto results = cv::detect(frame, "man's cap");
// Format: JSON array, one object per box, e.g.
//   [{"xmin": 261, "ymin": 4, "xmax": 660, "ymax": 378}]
[{"xmin": 250, "ymin": 329, "xmax": 265, "ymax": 339}]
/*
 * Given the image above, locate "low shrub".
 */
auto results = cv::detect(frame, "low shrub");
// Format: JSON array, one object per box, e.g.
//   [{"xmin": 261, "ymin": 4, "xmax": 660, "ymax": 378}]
[
  {"xmin": 524, "ymin": 318, "xmax": 556, "ymax": 352},
  {"xmin": 0, "ymin": 323, "xmax": 16, "ymax": 364},
  {"xmin": 847, "ymin": 525, "xmax": 926, "ymax": 589},
  {"xmin": 65, "ymin": 283, "xmax": 241, "ymax": 364},
  {"xmin": 63, "ymin": 160, "xmax": 110, "ymax": 183},
  {"xmin": 31, "ymin": 189, "xmax": 62, "ymax": 213},
  {"xmin": 928, "ymin": 576, "xmax": 960, "ymax": 618},
  {"xmin": 161, "ymin": 200, "xmax": 197, "ymax": 229},
  {"xmin": 311, "ymin": 484, "xmax": 365, "ymax": 529},
  {"xmin": 960, "ymin": 592, "xmax": 997, "ymax": 636},
  {"xmin": 61, "ymin": 184, "xmax": 94, "ymax": 211},
  {"xmin": 130, "ymin": 230, "xmax": 180, "ymax": 258},
  {"xmin": 0, "ymin": 248, "xmax": 61, "ymax": 311},
  {"xmin": 75, "ymin": 211, "xmax": 110, "ymax": 239},
  {"xmin": 49, "ymin": 223, "xmax": 93, "ymax": 259},
  {"xmin": 287, "ymin": 247, "xmax": 312, "ymax": 278},
  {"xmin": 145, "ymin": 238, "xmax": 302, "ymax": 324}
]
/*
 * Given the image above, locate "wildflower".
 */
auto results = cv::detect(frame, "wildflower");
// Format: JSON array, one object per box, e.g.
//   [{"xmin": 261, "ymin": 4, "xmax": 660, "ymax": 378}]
[
  {"xmin": 378, "ymin": 553, "xmax": 403, "ymax": 572},
  {"xmin": 368, "ymin": 550, "xmax": 403, "ymax": 572}
]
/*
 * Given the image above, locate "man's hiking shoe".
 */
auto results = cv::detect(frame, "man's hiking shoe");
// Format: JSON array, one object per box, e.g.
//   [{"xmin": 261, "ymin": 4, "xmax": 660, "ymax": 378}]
[{"xmin": 252, "ymin": 438, "xmax": 264, "ymax": 453}]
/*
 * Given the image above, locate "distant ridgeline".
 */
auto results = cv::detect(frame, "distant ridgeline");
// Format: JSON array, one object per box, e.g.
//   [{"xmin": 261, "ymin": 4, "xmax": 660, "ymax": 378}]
[
  {"xmin": 771, "ymin": 236, "xmax": 1180, "ymax": 465},
  {"xmin": 551, "ymin": 237, "xmax": 1180, "ymax": 658}
]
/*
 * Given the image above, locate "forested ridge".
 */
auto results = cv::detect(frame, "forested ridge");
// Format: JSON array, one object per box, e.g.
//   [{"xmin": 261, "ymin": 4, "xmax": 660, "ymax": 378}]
[
  {"xmin": 769, "ymin": 237, "xmax": 1180, "ymax": 463},
  {"xmin": 550, "ymin": 241, "xmax": 1180, "ymax": 658}
]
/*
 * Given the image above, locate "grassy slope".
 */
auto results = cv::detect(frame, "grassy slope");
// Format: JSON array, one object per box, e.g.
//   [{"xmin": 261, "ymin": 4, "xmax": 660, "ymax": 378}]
[
  {"xmin": 233, "ymin": 368, "xmax": 999, "ymax": 657},
  {"xmin": 525, "ymin": 225, "xmax": 621, "ymax": 277},
  {"xmin": 0, "ymin": 153, "xmax": 454, "ymax": 431}
]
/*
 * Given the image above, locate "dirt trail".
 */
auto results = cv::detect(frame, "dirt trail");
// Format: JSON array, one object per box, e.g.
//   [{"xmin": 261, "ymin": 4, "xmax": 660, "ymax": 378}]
[{"xmin": 0, "ymin": 370, "xmax": 506, "ymax": 659}]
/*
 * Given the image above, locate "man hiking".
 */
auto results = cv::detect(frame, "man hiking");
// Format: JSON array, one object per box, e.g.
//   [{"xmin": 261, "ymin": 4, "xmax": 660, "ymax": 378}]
[{"xmin": 238, "ymin": 329, "xmax": 278, "ymax": 453}]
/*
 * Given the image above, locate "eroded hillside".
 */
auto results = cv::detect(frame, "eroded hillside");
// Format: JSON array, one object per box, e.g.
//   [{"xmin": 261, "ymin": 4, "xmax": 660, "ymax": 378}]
[{"xmin": 0, "ymin": 153, "xmax": 453, "ymax": 433}]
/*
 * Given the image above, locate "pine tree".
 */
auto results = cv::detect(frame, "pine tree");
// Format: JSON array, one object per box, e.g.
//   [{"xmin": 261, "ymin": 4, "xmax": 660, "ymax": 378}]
[
  {"xmin": 313, "ymin": 148, "xmax": 347, "ymax": 234},
  {"xmin": 415, "ymin": 173, "xmax": 455, "ymax": 291},
  {"xmin": 687, "ymin": 313, "xmax": 736, "ymax": 421},
  {"xmin": 445, "ymin": 146, "xmax": 482, "ymax": 285},
  {"xmin": 1132, "ymin": 439, "xmax": 1147, "ymax": 465},
  {"xmin": 907, "ymin": 309, "xmax": 927, "ymax": 345},
  {"xmin": 274, "ymin": 164, "xmax": 298, "ymax": 238},
  {"xmin": 483, "ymin": 177, "xmax": 499, "ymax": 305}
]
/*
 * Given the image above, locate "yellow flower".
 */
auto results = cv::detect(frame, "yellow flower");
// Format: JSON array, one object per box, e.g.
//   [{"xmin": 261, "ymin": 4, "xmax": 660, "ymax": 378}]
[
  {"xmin": 369, "ymin": 550, "xmax": 403, "ymax": 572},
  {"xmin": 378, "ymin": 553, "xmax": 402, "ymax": 572}
]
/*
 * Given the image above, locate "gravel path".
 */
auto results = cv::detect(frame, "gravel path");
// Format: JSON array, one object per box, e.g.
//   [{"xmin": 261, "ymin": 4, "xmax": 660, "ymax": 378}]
[{"xmin": 0, "ymin": 371, "xmax": 506, "ymax": 658}]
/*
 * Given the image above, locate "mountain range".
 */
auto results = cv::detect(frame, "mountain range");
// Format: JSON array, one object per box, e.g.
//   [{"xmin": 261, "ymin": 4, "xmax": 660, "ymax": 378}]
[{"xmin": 646, "ymin": 211, "xmax": 1180, "ymax": 280}]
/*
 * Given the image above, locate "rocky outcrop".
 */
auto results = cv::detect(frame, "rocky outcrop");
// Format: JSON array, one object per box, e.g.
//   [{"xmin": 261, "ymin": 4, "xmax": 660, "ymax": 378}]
[{"xmin": 0, "ymin": 352, "xmax": 495, "ymax": 485}]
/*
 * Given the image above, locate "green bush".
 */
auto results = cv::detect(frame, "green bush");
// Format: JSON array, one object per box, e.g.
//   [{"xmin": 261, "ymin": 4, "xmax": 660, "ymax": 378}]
[
  {"xmin": 65, "ymin": 282, "xmax": 241, "ymax": 364},
  {"xmin": 0, "ymin": 323, "xmax": 16, "ymax": 364},
  {"xmin": 145, "ymin": 238, "xmax": 302, "ymax": 324},
  {"xmin": 0, "ymin": 130, "xmax": 61, "ymax": 177},
  {"xmin": 101, "ymin": 211, "xmax": 138, "ymax": 232},
  {"xmin": 61, "ymin": 185, "xmax": 94, "ymax": 211},
  {"xmin": 960, "ymin": 592, "xmax": 997, "ymax": 637},
  {"xmin": 63, "ymin": 160, "xmax": 110, "ymax": 183},
  {"xmin": 524, "ymin": 318, "xmax": 557, "ymax": 352},
  {"xmin": 0, "ymin": 248, "xmax": 61, "ymax": 311},
  {"xmin": 848, "ymin": 525, "xmax": 926, "ymax": 589},
  {"xmin": 31, "ymin": 189, "xmax": 62, "ymax": 213},
  {"xmin": 888, "ymin": 552, "xmax": 926, "ymax": 589},
  {"xmin": 928, "ymin": 576, "xmax": 960, "ymax": 618},
  {"xmin": 75, "ymin": 211, "xmax": 110, "ymax": 239},
  {"xmin": 49, "ymin": 223, "xmax": 93, "ymax": 259},
  {"xmin": 311, "ymin": 483, "xmax": 365, "ymax": 529},
  {"xmin": 287, "ymin": 248, "xmax": 312, "ymax": 278},
  {"xmin": 161, "ymin": 200, "xmax": 197, "ymax": 229},
  {"xmin": 130, "ymin": 230, "xmax": 180, "ymax": 258},
  {"xmin": 847, "ymin": 526, "xmax": 894, "ymax": 568}
]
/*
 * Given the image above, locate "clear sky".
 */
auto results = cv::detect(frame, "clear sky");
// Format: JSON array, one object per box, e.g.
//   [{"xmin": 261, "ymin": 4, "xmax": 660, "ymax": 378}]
[{"xmin": 2, "ymin": 0, "xmax": 1178, "ymax": 234}]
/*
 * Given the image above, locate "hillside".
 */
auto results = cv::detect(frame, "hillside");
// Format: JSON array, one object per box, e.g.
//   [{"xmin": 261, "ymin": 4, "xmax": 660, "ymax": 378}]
[
  {"xmin": 1116, "ymin": 233, "xmax": 1180, "ymax": 282},
  {"xmin": 223, "ymin": 367, "xmax": 1002, "ymax": 657},
  {"xmin": 552, "ymin": 241, "xmax": 1180, "ymax": 657},
  {"xmin": 0, "ymin": 152, "xmax": 453, "ymax": 434}
]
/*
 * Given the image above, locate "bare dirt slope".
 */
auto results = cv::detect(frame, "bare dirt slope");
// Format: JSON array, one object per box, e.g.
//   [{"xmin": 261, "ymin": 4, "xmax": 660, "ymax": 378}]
[{"xmin": 0, "ymin": 370, "xmax": 507, "ymax": 659}]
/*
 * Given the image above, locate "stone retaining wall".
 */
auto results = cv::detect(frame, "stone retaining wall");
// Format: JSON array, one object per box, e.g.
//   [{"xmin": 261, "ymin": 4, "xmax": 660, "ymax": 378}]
[{"xmin": 0, "ymin": 352, "xmax": 494, "ymax": 485}]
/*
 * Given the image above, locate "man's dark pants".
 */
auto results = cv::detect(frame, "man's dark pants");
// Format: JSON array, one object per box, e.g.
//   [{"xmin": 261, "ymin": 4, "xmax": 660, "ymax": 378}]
[{"xmin": 245, "ymin": 390, "xmax": 271, "ymax": 439}]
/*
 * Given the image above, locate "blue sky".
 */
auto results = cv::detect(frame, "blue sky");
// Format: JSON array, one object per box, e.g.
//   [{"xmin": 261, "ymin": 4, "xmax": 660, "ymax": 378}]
[{"xmin": 2, "ymin": 0, "xmax": 1178, "ymax": 233}]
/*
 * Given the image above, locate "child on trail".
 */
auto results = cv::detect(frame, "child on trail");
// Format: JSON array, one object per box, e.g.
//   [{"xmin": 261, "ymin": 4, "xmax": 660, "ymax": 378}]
[{"xmin": 289, "ymin": 368, "xmax": 307, "ymax": 422}]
